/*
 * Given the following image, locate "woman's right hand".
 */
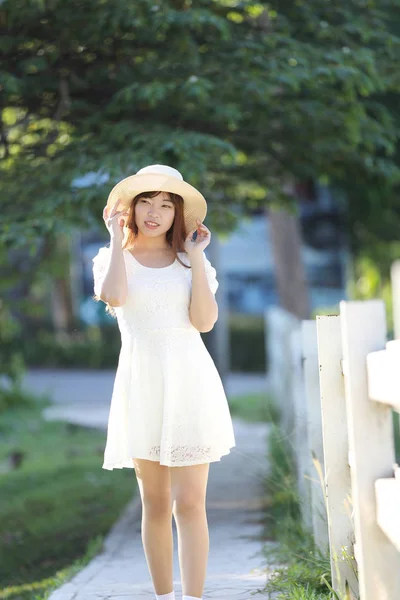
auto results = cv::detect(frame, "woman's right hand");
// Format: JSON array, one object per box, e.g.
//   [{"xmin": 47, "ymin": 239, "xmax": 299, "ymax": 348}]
[{"xmin": 103, "ymin": 200, "xmax": 128, "ymax": 244}]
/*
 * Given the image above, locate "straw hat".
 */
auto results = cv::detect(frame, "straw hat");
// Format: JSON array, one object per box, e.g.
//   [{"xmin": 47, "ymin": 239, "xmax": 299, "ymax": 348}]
[{"xmin": 106, "ymin": 164, "xmax": 207, "ymax": 235}]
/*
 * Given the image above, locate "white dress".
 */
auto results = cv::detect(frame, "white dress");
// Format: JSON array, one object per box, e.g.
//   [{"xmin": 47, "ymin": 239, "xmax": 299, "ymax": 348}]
[{"xmin": 92, "ymin": 246, "xmax": 236, "ymax": 469}]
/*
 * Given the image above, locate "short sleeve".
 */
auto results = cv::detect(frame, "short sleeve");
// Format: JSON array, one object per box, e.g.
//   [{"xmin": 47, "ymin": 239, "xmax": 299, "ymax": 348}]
[
  {"xmin": 92, "ymin": 246, "xmax": 111, "ymax": 297},
  {"xmin": 203, "ymin": 251, "xmax": 219, "ymax": 295}
]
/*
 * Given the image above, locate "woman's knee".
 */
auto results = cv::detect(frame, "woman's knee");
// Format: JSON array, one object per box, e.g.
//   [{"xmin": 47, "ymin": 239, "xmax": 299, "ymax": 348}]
[
  {"xmin": 171, "ymin": 463, "xmax": 209, "ymax": 518},
  {"xmin": 142, "ymin": 489, "xmax": 172, "ymax": 518},
  {"xmin": 173, "ymin": 491, "xmax": 206, "ymax": 518}
]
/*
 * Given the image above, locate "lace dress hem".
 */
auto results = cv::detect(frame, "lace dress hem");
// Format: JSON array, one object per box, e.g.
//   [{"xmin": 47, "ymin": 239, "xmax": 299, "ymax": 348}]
[{"xmin": 102, "ymin": 444, "xmax": 236, "ymax": 469}]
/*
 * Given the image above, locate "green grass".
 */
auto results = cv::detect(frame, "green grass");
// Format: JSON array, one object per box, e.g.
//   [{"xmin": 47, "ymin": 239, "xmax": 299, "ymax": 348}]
[
  {"xmin": 260, "ymin": 422, "xmax": 356, "ymax": 600},
  {"xmin": 0, "ymin": 401, "xmax": 136, "ymax": 600},
  {"xmin": 0, "ymin": 535, "xmax": 104, "ymax": 600},
  {"xmin": 227, "ymin": 392, "xmax": 280, "ymax": 423}
]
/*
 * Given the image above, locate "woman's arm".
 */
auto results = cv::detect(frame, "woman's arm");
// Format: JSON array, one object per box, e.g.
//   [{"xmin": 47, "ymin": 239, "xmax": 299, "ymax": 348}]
[
  {"xmin": 189, "ymin": 252, "xmax": 218, "ymax": 332},
  {"xmin": 98, "ymin": 240, "xmax": 128, "ymax": 307}
]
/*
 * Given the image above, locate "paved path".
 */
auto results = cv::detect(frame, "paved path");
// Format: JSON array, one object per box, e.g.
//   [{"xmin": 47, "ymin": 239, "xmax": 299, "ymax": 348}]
[
  {"xmin": 22, "ymin": 369, "xmax": 269, "ymax": 404},
  {"xmin": 23, "ymin": 369, "xmax": 278, "ymax": 599},
  {"xmin": 21, "ymin": 369, "xmax": 270, "ymax": 429},
  {"xmin": 48, "ymin": 418, "xmax": 278, "ymax": 600}
]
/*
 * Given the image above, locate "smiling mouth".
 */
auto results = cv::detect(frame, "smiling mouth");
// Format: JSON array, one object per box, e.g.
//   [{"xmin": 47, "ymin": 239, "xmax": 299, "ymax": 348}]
[{"xmin": 144, "ymin": 221, "xmax": 160, "ymax": 228}]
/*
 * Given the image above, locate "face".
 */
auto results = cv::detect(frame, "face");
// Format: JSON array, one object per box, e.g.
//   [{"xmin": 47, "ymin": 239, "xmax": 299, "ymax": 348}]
[{"xmin": 134, "ymin": 191, "xmax": 176, "ymax": 237}]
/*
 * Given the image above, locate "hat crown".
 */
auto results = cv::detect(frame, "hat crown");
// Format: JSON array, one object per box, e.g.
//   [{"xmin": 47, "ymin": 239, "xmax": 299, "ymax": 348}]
[{"xmin": 136, "ymin": 164, "xmax": 183, "ymax": 181}]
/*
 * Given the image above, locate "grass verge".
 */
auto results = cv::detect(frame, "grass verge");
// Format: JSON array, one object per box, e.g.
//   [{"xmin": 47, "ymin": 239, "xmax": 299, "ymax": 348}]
[
  {"xmin": 0, "ymin": 399, "xmax": 136, "ymax": 600},
  {"xmin": 227, "ymin": 392, "xmax": 280, "ymax": 423},
  {"xmin": 261, "ymin": 421, "xmax": 356, "ymax": 600}
]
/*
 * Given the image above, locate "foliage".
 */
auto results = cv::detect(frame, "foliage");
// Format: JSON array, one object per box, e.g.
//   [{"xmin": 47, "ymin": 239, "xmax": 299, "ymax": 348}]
[
  {"xmin": 227, "ymin": 312, "xmax": 267, "ymax": 371},
  {"xmin": 1, "ymin": 0, "xmax": 400, "ymax": 382},
  {"xmin": 0, "ymin": 536, "xmax": 103, "ymax": 600},
  {"xmin": 264, "ymin": 423, "xmax": 302, "ymax": 541},
  {"xmin": 18, "ymin": 325, "xmax": 122, "ymax": 369},
  {"xmin": 1, "ymin": 0, "xmax": 399, "ymax": 249},
  {"xmin": 0, "ymin": 301, "xmax": 25, "ymax": 387},
  {"xmin": 348, "ymin": 253, "xmax": 394, "ymax": 330},
  {"xmin": 0, "ymin": 385, "xmax": 47, "ymax": 414},
  {"xmin": 262, "ymin": 423, "xmax": 340, "ymax": 599},
  {"xmin": 12, "ymin": 312, "xmax": 266, "ymax": 371},
  {"xmin": 0, "ymin": 404, "xmax": 135, "ymax": 598}
]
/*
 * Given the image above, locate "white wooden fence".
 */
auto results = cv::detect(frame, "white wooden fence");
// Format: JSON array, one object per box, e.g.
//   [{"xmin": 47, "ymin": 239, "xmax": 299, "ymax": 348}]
[{"xmin": 265, "ymin": 300, "xmax": 400, "ymax": 600}]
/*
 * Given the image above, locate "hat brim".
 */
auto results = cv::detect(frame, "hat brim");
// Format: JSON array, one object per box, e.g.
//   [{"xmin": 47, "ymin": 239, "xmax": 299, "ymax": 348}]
[{"xmin": 106, "ymin": 173, "xmax": 207, "ymax": 234}]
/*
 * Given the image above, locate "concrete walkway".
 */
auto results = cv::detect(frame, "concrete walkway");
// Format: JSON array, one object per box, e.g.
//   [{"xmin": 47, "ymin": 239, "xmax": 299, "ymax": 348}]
[
  {"xmin": 48, "ymin": 418, "xmax": 278, "ymax": 600},
  {"xmin": 25, "ymin": 370, "xmax": 278, "ymax": 599},
  {"xmin": 22, "ymin": 369, "xmax": 270, "ymax": 429}
]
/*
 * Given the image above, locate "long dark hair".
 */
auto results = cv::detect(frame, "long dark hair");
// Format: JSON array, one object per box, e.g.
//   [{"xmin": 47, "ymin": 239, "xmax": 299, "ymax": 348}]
[{"xmin": 94, "ymin": 190, "xmax": 191, "ymax": 318}]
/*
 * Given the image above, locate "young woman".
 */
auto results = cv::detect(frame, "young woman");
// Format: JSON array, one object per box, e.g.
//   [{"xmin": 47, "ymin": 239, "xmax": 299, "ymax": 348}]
[{"xmin": 92, "ymin": 164, "xmax": 236, "ymax": 600}]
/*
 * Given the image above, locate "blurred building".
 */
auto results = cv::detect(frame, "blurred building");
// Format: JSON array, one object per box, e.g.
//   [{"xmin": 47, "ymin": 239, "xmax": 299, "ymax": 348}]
[{"xmin": 219, "ymin": 181, "xmax": 347, "ymax": 315}]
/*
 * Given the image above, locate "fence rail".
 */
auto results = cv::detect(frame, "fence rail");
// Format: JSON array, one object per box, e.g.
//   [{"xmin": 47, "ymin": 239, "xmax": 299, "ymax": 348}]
[{"xmin": 265, "ymin": 300, "xmax": 400, "ymax": 600}]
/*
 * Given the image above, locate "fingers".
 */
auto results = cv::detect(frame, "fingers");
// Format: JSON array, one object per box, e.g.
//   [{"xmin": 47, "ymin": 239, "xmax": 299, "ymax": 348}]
[
  {"xmin": 104, "ymin": 202, "xmax": 128, "ymax": 225},
  {"xmin": 190, "ymin": 220, "xmax": 207, "ymax": 233},
  {"xmin": 187, "ymin": 222, "xmax": 210, "ymax": 244},
  {"xmin": 195, "ymin": 220, "xmax": 209, "ymax": 236},
  {"xmin": 109, "ymin": 199, "xmax": 121, "ymax": 218},
  {"xmin": 188, "ymin": 221, "xmax": 209, "ymax": 234},
  {"xmin": 196, "ymin": 219, "xmax": 209, "ymax": 232}
]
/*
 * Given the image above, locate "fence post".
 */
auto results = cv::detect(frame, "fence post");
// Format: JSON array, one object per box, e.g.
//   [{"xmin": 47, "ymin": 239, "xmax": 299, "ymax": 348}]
[
  {"xmin": 301, "ymin": 320, "xmax": 329, "ymax": 554},
  {"xmin": 290, "ymin": 326, "xmax": 312, "ymax": 530},
  {"xmin": 266, "ymin": 307, "xmax": 300, "ymax": 436},
  {"xmin": 366, "ymin": 340, "xmax": 400, "ymax": 556},
  {"xmin": 316, "ymin": 315, "xmax": 358, "ymax": 597},
  {"xmin": 390, "ymin": 260, "xmax": 400, "ymax": 463},
  {"xmin": 340, "ymin": 300, "xmax": 400, "ymax": 600},
  {"xmin": 390, "ymin": 260, "xmax": 400, "ymax": 339}
]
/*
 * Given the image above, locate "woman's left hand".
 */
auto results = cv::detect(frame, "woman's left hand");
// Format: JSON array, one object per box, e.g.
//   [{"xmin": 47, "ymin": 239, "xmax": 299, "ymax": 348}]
[{"xmin": 184, "ymin": 218, "xmax": 211, "ymax": 256}]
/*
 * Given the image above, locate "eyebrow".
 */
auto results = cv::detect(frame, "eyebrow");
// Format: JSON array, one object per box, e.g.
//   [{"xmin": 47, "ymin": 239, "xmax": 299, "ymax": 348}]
[{"xmin": 143, "ymin": 197, "xmax": 173, "ymax": 203}]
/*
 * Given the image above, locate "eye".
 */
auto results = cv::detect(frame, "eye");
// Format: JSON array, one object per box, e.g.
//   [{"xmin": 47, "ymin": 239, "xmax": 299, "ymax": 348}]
[{"xmin": 140, "ymin": 198, "xmax": 172, "ymax": 208}]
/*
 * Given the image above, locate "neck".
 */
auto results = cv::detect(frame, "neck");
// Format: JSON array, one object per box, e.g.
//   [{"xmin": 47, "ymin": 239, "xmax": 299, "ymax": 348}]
[{"xmin": 130, "ymin": 232, "xmax": 171, "ymax": 251}]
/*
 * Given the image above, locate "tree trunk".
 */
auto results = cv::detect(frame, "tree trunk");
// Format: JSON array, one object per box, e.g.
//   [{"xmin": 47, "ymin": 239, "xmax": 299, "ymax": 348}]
[
  {"xmin": 268, "ymin": 205, "xmax": 311, "ymax": 319},
  {"xmin": 49, "ymin": 233, "xmax": 76, "ymax": 333}
]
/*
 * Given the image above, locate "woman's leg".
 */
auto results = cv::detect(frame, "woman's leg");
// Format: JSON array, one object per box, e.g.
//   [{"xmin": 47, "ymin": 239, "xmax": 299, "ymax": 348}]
[
  {"xmin": 133, "ymin": 458, "xmax": 174, "ymax": 595},
  {"xmin": 171, "ymin": 463, "xmax": 210, "ymax": 598}
]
